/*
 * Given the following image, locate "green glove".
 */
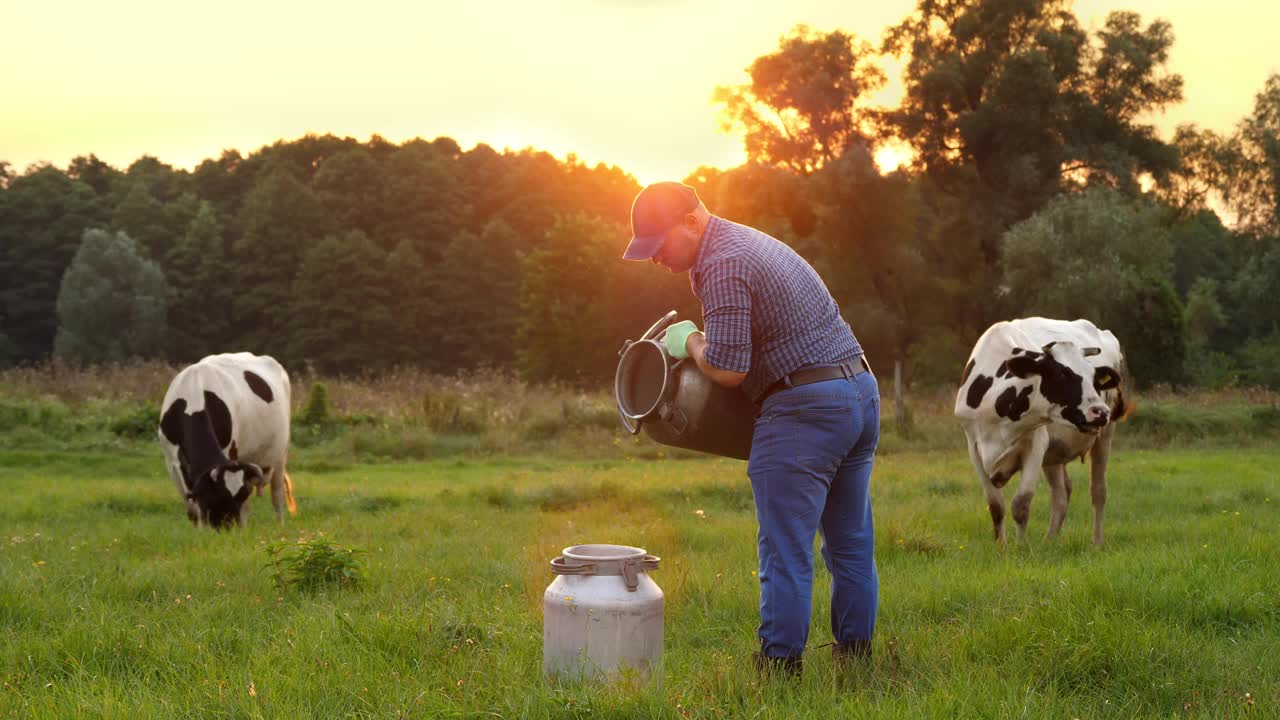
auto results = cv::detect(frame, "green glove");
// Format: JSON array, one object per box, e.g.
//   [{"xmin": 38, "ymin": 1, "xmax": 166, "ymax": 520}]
[{"xmin": 664, "ymin": 320, "xmax": 700, "ymax": 359}]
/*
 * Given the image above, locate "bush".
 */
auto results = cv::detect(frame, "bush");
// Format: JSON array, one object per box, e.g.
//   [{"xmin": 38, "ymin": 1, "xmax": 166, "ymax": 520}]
[
  {"xmin": 1119, "ymin": 401, "xmax": 1280, "ymax": 446},
  {"xmin": 1181, "ymin": 340, "xmax": 1238, "ymax": 390},
  {"xmin": 0, "ymin": 400, "xmax": 73, "ymax": 435},
  {"xmin": 109, "ymin": 403, "xmax": 158, "ymax": 439},
  {"xmin": 906, "ymin": 331, "xmax": 972, "ymax": 390},
  {"xmin": 1251, "ymin": 405, "xmax": 1280, "ymax": 433},
  {"xmin": 298, "ymin": 382, "xmax": 331, "ymax": 425},
  {"xmin": 265, "ymin": 538, "xmax": 366, "ymax": 592},
  {"xmin": 1237, "ymin": 332, "xmax": 1280, "ymax": 389}
]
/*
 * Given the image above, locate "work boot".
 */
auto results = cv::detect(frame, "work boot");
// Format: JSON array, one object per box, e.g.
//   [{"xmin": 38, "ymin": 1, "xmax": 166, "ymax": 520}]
[
  {"xmin": 832, "ymin": 639, "xmax": 871, "ymax": 662},
  {"xmin": 832, "ymin": 640, "xmax": 871, "ymax": 688},
  {"xmin": 753, "ymin": 652, "xmax": 802, "ymax": 681}
]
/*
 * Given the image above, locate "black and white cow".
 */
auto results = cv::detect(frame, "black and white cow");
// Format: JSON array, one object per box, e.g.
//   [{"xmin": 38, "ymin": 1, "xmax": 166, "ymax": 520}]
[
  {"xmin": 955, "ymin": 318, "xmax": 1129, "ymax": 545},
  {"xmin": 159, "ymin": 352, "xmax": 296, "ymax": 529}
]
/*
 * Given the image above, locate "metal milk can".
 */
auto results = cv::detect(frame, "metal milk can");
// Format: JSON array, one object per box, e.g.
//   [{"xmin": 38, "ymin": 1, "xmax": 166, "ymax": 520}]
[
  {"xmin": 543, "ymin": 544, "xmax": 663, "ymax": 680},
  {"xmin": 614, "ymin": 311, "xmax": 757, "ymax": 460}
]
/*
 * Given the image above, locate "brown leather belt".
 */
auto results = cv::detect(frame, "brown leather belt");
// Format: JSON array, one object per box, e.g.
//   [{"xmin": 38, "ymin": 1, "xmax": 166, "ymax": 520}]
[{"xmin": 759, "ymin": 356, "xmax": 870, "ymax": 404}]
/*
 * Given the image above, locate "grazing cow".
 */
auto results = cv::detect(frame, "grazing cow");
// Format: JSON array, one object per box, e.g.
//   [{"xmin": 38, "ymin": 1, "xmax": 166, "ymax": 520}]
[
  {"xmin": 955, "ymin": 318, "xmax": 1129, "ymax": 544},
  {"xmin": 159, "ymin": 352, "xmax": 296, "ymax": 529}
]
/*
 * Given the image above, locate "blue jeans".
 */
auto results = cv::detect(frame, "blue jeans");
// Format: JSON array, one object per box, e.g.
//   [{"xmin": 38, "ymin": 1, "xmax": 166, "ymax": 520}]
[{"xmin": 748, "ymin": 371, "xmax": 880, "ymax": 658}]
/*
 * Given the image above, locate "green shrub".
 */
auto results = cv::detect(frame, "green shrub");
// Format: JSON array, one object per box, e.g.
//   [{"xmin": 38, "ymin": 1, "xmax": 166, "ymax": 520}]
[
  {"xmin": 109, "ymin": 403, "xmax": 157, "ymax": 439},
  {"xmin": 1250, "ymin": 405, "xmax": 1280, "ymax": 433},
  {"xmin": 521, "ymin": 398, "xmax": 618, "ymax": 443},
  {"xmin": 298, "ymin": 382, "xmax": 331, "ymax": 425},
  {"xmin": 1118, "ymin": 401, "xmax": 1280, "ymax": 446},
  {"xmin": 0, "ymin": 400, "xmax": 74, "ymax": 435},
  {"xmin": 1181, "ymin": 343, "xmax": 1239, "ymax": 390},
  {"xmin": 1237, "ymin": 332, "xmax": 1280, "ymax": 389},
  {"xmin": 265, "ymin": 538, "xmax": 366, "ymax": 592}
]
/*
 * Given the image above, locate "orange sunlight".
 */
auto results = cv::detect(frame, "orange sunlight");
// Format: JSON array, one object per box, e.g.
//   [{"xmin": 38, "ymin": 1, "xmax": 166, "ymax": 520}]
[{"xmin": 2, "ymin": 1, "xmax": 1277, "ymax": 182}]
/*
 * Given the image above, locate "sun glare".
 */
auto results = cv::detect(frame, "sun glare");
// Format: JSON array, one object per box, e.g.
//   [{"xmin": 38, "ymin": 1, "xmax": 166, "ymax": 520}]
[{"xmin": 874, "ymin": 143, "xmax": 913, "ymax": 174}]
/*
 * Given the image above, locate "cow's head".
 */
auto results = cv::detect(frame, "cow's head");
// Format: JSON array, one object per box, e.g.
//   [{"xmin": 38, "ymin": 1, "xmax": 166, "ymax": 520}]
[
  {"xmin": 1002, "ymin": 341, "xmax": 1121, "ymax": 434},
  {"xmin": 184, "ymin": 460, "xmax": 264, "ymax": 529}
]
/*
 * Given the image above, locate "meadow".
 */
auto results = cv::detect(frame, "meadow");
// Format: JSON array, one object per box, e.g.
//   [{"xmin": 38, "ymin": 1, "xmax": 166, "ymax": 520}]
[{"xmin": 1, "ymin": 363, "xmax": 1278, "ymax": 718}]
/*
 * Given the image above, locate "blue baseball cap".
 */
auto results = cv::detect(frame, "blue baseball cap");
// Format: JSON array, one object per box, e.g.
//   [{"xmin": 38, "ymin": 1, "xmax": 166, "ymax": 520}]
[{"xmin": 623, "ymin": 182, "xmax": 701, "ymax": 260}]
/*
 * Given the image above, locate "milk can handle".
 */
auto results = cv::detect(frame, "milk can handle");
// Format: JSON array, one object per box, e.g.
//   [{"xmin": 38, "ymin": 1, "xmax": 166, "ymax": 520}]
[
  {"xmin": 620, "ymin": 554, "xmax": 662, "ymax": 591},
  {"xmin": 549, "ymin": 556, "xmax": 594, "ymax": 575},
  {"xmin": 641, "ymin": 310, "xmax": 679, "ymax": 341}
]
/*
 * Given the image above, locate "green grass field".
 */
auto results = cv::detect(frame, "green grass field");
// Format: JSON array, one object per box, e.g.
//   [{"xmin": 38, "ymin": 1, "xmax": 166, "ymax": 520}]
[{"xmin": 2, "ymin": 442, "xmax": 1276, "ymax": 719}]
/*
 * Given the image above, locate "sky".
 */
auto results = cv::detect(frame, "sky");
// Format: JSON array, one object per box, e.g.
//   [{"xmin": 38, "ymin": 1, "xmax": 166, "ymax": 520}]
[{"xmin": 3, "ymin": 0, "xmax": 1277, "ymax": 186}]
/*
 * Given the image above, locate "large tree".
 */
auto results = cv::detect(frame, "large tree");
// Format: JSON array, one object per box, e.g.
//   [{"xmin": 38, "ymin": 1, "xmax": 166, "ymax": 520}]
[
  {"xmin": 54, "ymin": 228, "xmax": 170, "ymax": 364},
  {"xmin": 111, "ymin": 180, "xmax": 171, "ymax": 260},
  {"xmin": 1001, "ymin": 187, "xmax": 1184, "ymax": 386},
  {"xmin": 715, "ymin": 25, "xmax": 886, "ymax": 175},
  {"xmin": 1172, "ymin": 74, "xmax": 1280, "ymax": 238},
  {"xmin": 518, "ymin": 214, "xmax": 622, "ymax": 383},
  {"xmin": 312, "ymin": 147, "xmax": 388, "ymax": 242},
  {"xmin": 164, "ymin": 201, "xmax": 237, "ymax": 360},
  {"xmin": 518, "ymin": 213, "xmax": 696, "ymax": 384},
  {"xmin": 287, "ymin": 230, "xmax": 394, "ymax": 373},
  {"xmin": 381, "ymin": 239, "xmax": 435, "ymax": 369},
  {"xmin": 1223, "ymin": 74, "xmax": 1280, "ymax": 238},
  {"xmin": 378, "ymin": 140, "xmax": 468, "ymax": 260},
  {"xmin": 434, "ymin": 220, "xmax": 524, "ymax": 369},
  {"xmin": 230, "ymin": 166, "xmax": 330, "ymax": 350},
  {"xmin": 883, "ymin": 0, "xmax": 1182, "ymax": 291},
  {"xmin": 66, "ymin": 154, "xmax": 120, "ymax": 196},
  {"xmin": 0, "ymin": 166, "xmax": 105, "ymax": 364},
  {"xmin": 809, "ymin": 148, "xmax": 922, "ymax": 359}
]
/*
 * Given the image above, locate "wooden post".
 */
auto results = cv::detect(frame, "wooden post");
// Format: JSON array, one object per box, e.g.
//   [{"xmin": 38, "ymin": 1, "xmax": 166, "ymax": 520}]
[{"xmin": 894, "ymin": 359, "xmax": 905, "ymax": 429}]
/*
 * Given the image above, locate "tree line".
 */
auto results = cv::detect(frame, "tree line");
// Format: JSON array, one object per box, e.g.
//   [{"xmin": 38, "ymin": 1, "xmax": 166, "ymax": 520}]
[{"xmin": 2, "ymin": 0, "xmax": 1278, "ymax": 390}]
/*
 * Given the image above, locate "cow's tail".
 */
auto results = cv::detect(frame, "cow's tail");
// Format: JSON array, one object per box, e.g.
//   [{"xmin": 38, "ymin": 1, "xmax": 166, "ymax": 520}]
[
  {"xmin": 284, "ymin": 469, "xmax": 298, "ymax": 515},
  {"xmin": 1114, "ymin": 356, "xmax": 1136, "ymax": 422}
]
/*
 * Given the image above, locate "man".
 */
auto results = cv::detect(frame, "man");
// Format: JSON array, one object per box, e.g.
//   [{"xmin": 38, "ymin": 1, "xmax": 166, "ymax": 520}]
[{"xmin": 622, "ymin": 181, "xmax": 880, "ymax": 676}]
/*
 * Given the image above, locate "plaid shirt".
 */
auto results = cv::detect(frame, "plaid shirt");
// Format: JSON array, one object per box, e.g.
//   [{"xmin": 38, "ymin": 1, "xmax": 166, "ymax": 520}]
[{"xmin": 690, "ymin": 216, "xmax": 863, "ymax": 402}]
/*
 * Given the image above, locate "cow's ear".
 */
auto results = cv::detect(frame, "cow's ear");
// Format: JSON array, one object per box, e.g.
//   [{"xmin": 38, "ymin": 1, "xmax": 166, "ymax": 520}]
[
  {"xmin": 1005, "ymin": 355, "xmax": 1041, "ymax": 378},
  {"xmin": 1094, "ymin": 366, "xmax": 1121, "ymax": 390}
]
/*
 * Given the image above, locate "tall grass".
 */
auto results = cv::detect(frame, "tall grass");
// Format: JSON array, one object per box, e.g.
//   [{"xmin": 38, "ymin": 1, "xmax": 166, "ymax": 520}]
[{"xmin": 2, "ymin": 361, "xmax": 1279, "ymax": 459}]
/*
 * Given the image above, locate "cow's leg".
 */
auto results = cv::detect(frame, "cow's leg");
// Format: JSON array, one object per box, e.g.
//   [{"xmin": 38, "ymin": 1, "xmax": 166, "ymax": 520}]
[
  {"xmin": 984, "ymin": 481, "xmax": 1006, "ymax": 544},
  {"xmin": 1089, "ymin": 423, "xmax": 1116, "ymax": 546},
  {"xmin": 967, "ymin": 439, "xmax": 1006, "ymax": 543},
  {"xmin": 1011, "ymin": 430, "xmax": 1049, "ymax": 542},
  {"xmin": 162, "ymin": 446, "xmax": 199, "ymax": 525},
  {"xmin": 1045, "ymin": 464, "xmax": 1070, "ymax": 538}
]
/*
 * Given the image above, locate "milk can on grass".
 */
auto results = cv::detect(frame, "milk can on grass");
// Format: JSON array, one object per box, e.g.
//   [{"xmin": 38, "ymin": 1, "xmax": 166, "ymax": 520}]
[{"xmin": 543, "ymin": 544, "xmax": 663, "ymax": 681}]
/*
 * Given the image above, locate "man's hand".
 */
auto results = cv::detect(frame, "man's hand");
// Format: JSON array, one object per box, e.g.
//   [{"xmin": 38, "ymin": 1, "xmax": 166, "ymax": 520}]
[{"xmin": 663, "ymin": 320, "xmax": 701, "ymax": 359}]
